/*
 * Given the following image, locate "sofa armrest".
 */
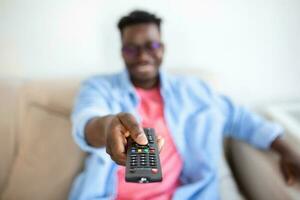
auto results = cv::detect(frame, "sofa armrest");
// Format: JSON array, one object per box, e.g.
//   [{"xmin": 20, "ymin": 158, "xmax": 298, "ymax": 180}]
[
  {"xmin": 228, "ymin": 136, "xmax": 300, "ymax": 200},
  {"xmin": 0, "ymin": 78, "xmax": 23, "ymax": 193}
]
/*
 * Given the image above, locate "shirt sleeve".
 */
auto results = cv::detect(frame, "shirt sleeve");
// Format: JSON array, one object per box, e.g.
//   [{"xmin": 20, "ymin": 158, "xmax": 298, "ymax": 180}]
[
  {"xmin": 190, "ymin": 77, "xmax": 284, "ymax": 150},
  {"xmin": 218, "ymin": 95, "xmax": 284, "ymax": 149},
  {"xmin": 71, "ymin": 77, "xmax": 111, "ymax": 158}
]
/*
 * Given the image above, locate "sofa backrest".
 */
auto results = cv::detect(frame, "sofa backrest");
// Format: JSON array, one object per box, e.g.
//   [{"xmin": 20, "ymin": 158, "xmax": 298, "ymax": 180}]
[{"xmin": 1, "ymin": 79, "xmax": 85, "ymax": 200}]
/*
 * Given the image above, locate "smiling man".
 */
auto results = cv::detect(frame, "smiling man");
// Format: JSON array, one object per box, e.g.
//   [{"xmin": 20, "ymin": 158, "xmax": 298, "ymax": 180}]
[{"xmin": 70, "ymin": 10, "xmax": 300, "ymax": 200}]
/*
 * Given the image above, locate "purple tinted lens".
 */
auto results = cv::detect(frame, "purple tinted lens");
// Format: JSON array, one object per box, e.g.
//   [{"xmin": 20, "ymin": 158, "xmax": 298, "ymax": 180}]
[
  {"xmin": 122, "ymin": 42, "xmax": 162, "ymax": 56},
  {"xmin": 149, "ymin": 42, "xmax": 162, "ymax": 50},
  {"xmin": 122, "ymin": 46, "xmax": 138, "ymax": 56}
]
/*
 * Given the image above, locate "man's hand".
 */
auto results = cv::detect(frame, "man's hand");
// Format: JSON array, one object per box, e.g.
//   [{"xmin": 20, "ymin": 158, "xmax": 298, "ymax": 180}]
[
  {"xmin": 105, "ymin": 112, "xmax": 164, "ymax": 166},
  {"xmin": 271, "ymin": 137, "xmax": 300, "ymax": 185}
]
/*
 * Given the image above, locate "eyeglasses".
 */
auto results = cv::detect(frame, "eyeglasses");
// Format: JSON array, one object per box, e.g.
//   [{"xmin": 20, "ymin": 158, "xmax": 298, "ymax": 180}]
[{"xmin": 122, "ymin": 41, "xmax": 163, "ymax": 57}]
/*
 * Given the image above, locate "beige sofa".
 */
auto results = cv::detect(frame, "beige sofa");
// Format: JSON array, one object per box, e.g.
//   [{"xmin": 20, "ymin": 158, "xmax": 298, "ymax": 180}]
[{"xmin": 0, "ymin": 75, "xmax": 299, "ymax": 200}]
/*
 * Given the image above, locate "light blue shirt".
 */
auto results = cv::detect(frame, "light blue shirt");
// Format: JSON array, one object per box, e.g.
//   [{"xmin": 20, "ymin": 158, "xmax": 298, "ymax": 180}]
[{"xmin": 70, "ymin": 69, "xmax": 283, "ymax": 200}]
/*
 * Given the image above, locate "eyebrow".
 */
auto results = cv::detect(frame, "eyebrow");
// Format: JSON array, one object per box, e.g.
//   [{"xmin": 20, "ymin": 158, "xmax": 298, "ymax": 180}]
[{"xmin": 123, "ymin": 40, "xmax": 161, "ymax": 46}]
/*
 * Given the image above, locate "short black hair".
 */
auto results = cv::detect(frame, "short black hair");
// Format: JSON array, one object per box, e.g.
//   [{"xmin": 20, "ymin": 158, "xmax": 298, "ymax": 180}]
[{"xmin": 117, "ymin": 10, "xmax": 162, "ymax": 35}]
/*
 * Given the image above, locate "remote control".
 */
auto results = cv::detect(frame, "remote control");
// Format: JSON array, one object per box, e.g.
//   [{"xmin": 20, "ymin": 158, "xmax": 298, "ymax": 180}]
[{"xmin": 125, "ymin": 127, "xmax": 162, "ymax": 183}]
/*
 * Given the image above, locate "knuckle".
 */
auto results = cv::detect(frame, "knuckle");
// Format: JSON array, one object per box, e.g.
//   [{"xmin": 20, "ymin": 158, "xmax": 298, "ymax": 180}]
[
  {"xmin": 118, "ymin": 112, "xmax": 134, "ymax": 121},
  {"xmin": 129, "ymin": 123, "xmax": 140, "ymax": 132}
]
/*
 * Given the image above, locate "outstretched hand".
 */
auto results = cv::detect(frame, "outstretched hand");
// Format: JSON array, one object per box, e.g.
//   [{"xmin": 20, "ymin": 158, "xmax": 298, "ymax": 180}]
[{"xmin": 272, "ymin": 137, "xmax": 300, "ymax": 185}]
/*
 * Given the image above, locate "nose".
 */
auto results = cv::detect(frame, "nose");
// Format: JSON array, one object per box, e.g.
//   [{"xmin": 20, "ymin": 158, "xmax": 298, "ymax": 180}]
[{"xmin": 136, "ymin": 48, "xmax": 152, "ymax": 62}]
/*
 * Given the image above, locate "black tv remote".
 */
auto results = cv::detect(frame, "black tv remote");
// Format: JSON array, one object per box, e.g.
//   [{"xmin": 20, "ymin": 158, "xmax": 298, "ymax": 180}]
[{"xmin": 125, "ymin": 127, "xmax": 162, "ymax": 183}]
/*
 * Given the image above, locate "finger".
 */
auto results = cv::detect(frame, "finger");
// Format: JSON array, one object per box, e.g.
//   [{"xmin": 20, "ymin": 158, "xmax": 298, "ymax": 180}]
[
  {"xmin": 157, "ymin": 136, "xmax": 165, "ymax": 153},
  {"xmin": 117, "ymin": 113, "xmax": 148, "ymax": 145},
  {"xmin": 124, "ymin": 130, "xmax": 130, "ymax": 138},
  {"xmin": 114, "ymin": 158, "xmax": 126, "ymax": 166},
  {"xmin": 111, "ymin": 139, "xmax": 126, "ymax": 165},
  {"xmin": 110, "ymin": 133, "xmax": 127, "ymax": 165},
  {"xmin": 105, "ymin": 123, "xmax": 126, "ymax": 157},
  {"xmin": 281, "ymin": 161, "xmax": 295, "ymax": 186}
]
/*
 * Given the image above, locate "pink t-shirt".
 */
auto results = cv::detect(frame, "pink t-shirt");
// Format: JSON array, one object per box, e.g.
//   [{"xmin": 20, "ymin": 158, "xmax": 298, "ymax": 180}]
[{"xmin": 115, "ymin": 86, "xmax": 183, "ymax": 200}]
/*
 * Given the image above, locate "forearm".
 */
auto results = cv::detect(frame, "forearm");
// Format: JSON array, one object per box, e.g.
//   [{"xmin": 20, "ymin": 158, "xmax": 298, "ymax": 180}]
[{"xmin": 84, "ymin": 115, "xmax": 114, "ymax": 147}]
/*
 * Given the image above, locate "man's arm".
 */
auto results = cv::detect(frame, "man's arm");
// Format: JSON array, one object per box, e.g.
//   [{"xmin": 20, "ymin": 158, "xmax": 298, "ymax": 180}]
[{"xmin": 210, "ymin": 90, "xmax": 300, "ymax": 185}]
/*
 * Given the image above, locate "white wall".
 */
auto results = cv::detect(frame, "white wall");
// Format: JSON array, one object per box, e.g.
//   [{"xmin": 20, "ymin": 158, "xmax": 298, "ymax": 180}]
[{"xmin": 1, "ymin": 0, "xmax": 299, "ymax": 105}]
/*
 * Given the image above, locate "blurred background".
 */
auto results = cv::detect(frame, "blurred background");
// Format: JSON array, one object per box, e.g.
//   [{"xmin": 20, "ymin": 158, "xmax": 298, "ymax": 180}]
[
  {"xmin": 1, "ymin": 1, "xmax": 300, "ymax": 199},
  {"xmin": 1, "ymin": 0, "xmax": 299, "ymax": 105}
]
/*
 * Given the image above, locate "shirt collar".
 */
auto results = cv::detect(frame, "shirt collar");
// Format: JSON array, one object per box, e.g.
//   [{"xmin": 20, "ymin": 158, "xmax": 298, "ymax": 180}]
[{"xmin": 119, "ymin": 68, "xmax": 172, "ymax": 97}]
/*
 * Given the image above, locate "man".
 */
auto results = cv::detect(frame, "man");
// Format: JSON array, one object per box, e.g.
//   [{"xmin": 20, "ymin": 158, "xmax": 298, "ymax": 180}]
[{"xmin": 70, "ymin": 10, "xmax": 300, "ymax": 200}]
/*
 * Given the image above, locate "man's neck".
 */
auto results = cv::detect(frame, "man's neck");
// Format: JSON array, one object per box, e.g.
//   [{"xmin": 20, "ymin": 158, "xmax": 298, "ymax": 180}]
[{"xmin": 131, "ymin": 77, "xmax": 159, "ymax": 89}]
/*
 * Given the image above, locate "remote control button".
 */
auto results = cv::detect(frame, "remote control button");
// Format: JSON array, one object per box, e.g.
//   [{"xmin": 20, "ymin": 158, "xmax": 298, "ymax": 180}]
[
  {"xmin": 143, "ymin": 149, "xmax": 149, "ymax": 153},
  {"xmin": 131, "ymin": 149, "xmax": 136, "ymax": 153},
  {"xmin": 129, "ymin": 169, "xmax": 135, "ymax": 173},
  {"xmin": 138, "ymin": 149, "xmax": 142, "ymax": 153},
  {"xmin": 151, "ymin": 168, "xmax": 158, "ymax": 174},
  {"xmin": 150, "ymin": 149, "xmax": 155, "ymax": 153}
]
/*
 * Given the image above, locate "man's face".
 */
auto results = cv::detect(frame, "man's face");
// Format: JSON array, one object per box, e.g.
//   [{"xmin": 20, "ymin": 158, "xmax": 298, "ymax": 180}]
[{"xmin": 121, "ymin": 23, "xmax": 164, "ymax": 84}]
